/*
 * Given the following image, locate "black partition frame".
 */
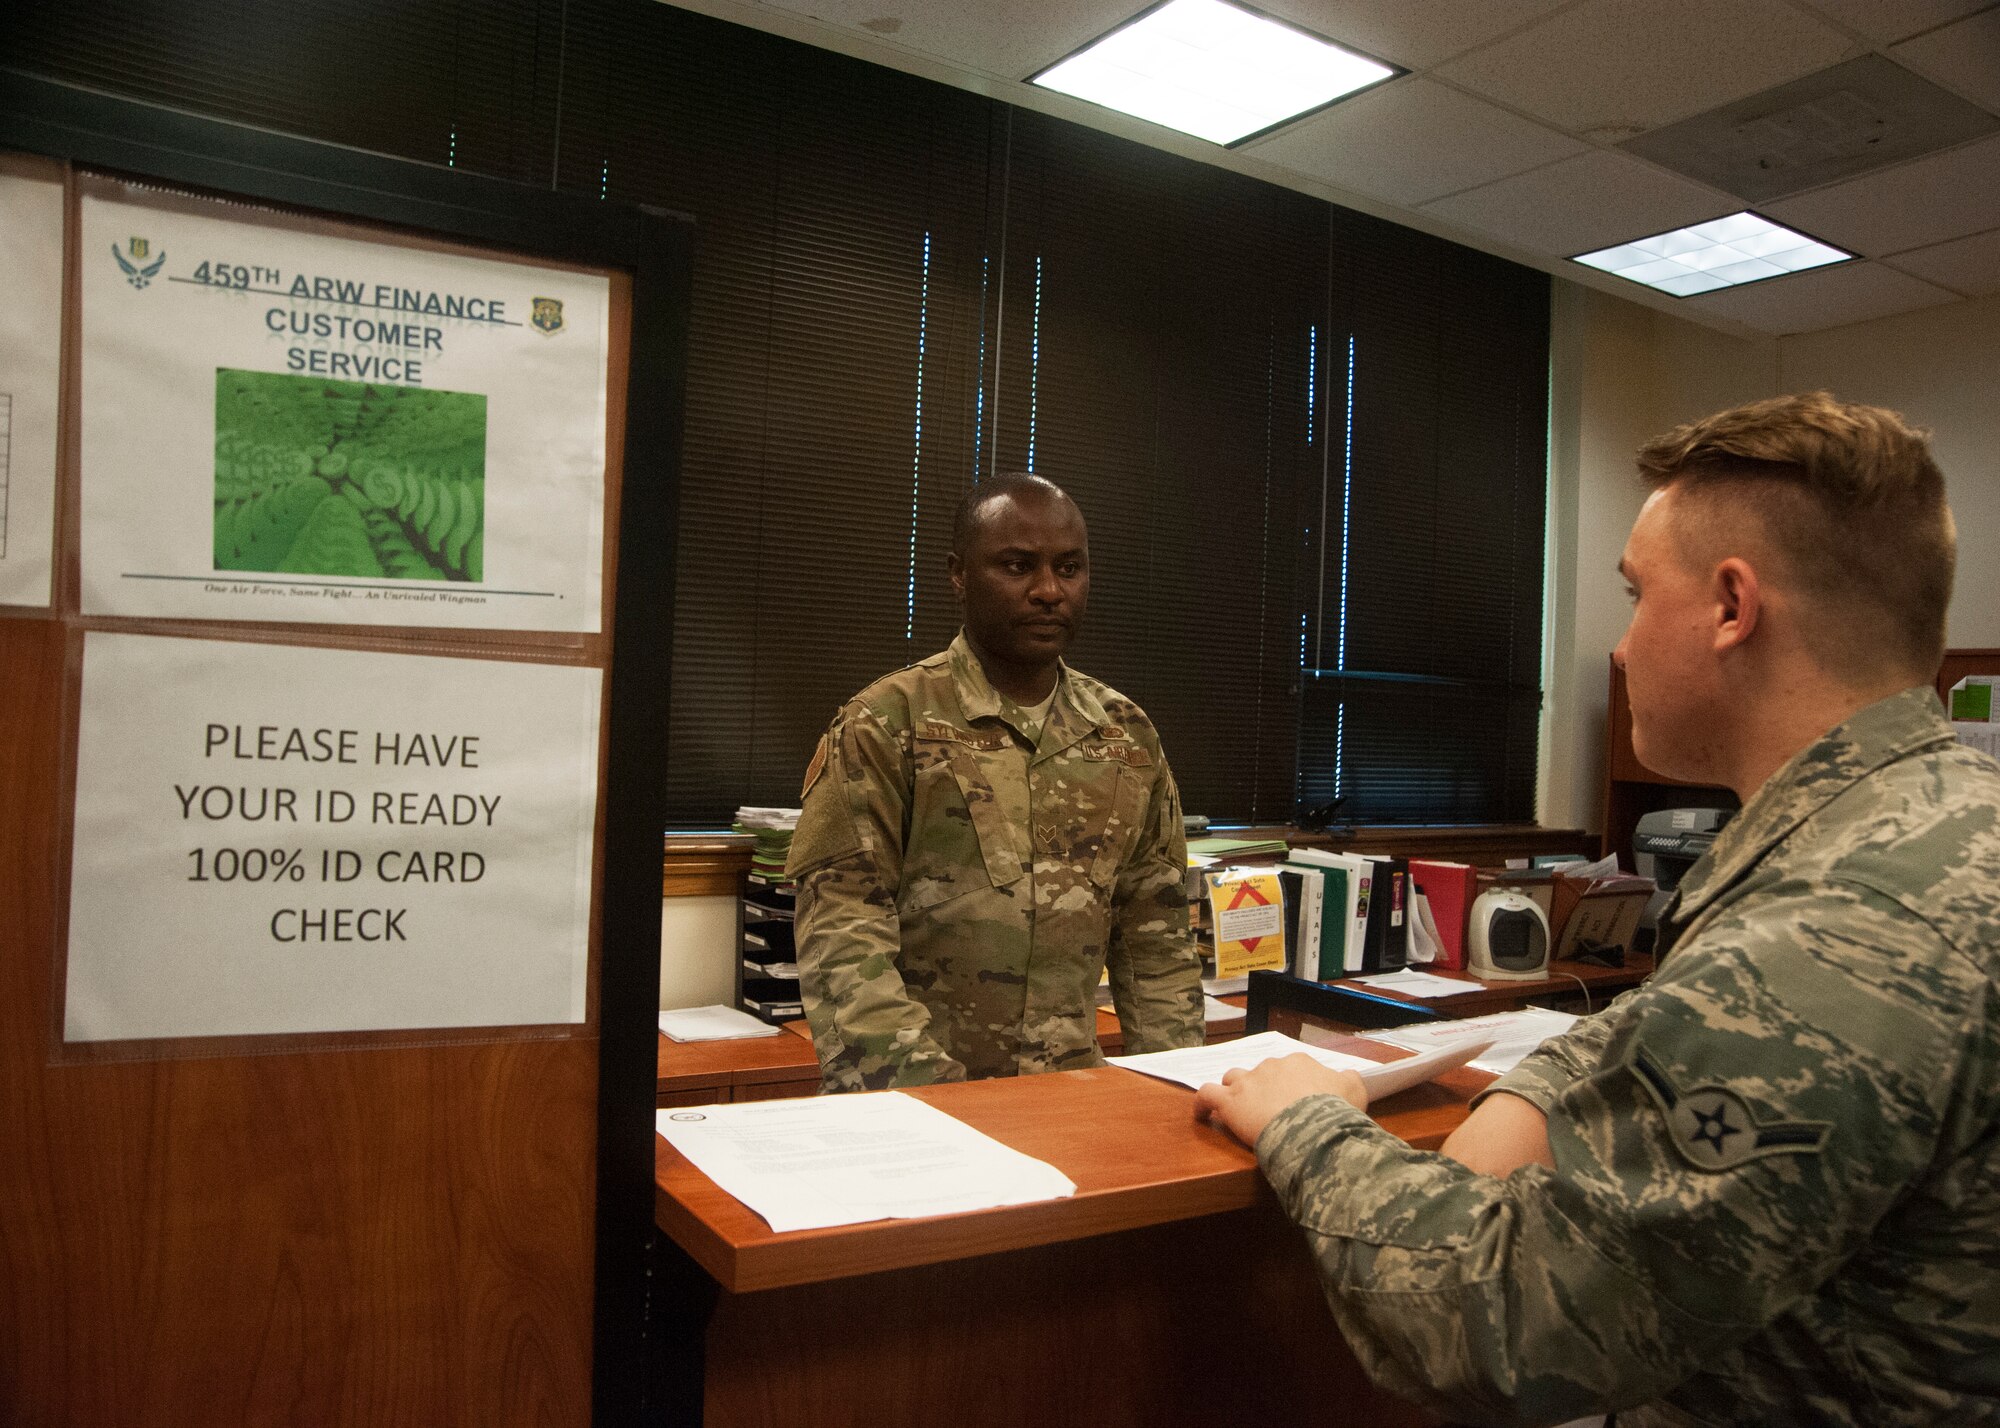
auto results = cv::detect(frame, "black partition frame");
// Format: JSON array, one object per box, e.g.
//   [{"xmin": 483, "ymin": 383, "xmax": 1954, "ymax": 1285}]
[{"xmin": 0, "ymin": 71, "xmax": 690, "ymax": 1428}]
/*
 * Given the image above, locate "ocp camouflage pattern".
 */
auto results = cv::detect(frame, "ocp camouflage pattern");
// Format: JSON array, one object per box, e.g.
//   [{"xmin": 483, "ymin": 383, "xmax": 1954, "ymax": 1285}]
[
  {"xmin": 1256, "ymin": 686, "xmax": 2000, "ymax": 1426},
  {"xmin": 787, "ymin": 632, "xmax": 1204, "ymax": 1092}
]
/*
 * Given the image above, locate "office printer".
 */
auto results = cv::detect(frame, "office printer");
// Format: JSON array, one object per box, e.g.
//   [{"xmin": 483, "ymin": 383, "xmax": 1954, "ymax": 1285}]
[{"xmin": 1634, "ymin": 807, "xmax": 1734, "ymax": 891}]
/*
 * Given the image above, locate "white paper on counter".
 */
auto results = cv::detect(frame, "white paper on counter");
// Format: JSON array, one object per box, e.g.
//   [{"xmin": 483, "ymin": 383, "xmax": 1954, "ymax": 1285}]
[
  {"xmin": 1364, "ymin": 1007, "xmax": 1580, "ymax": 1076},
  {"xmin": 1108, "ymin": 1028, "xmax": 1486, "ymax": 1098},
  {"xmin": 659, "ymin": 1005, "xmax": 782, "ymax": 1042},
  {"xmin": 1351, "ymin": 968, "xmax": 1479, "ymax": 999},
  {"xmin": 655, "ymin": 1092, "xmax": 1076, "ymax": 1233}
]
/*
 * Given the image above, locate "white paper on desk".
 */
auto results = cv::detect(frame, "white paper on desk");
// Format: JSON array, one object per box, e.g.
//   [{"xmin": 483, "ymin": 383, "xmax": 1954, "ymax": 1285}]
[
  {"xmin": 659, "ymin": 1005, "xmax": 782, "ymax": 1042},
  {"xmin": 654, "ymin": 1092, "xmax": 1076, "ymax": 1233},
  {"xmin": 1110, "ymin": 1031, "xmax": 1373, "ymax": 1089},
  {"xmin": 1108, "ymin": 1028, "xmax": 1480, "ymax": 1097},
  {"xmin": 1203, "ymin": 994, "xmax": 1245, "ymax": 1023},
  {"xmin": 1364, "ymin": 1007, "xmax": 1579, "ymax": 1076},
  {"xmin": 1351, "ymin": 969, "xmax": 1477, "ymax": 999}
]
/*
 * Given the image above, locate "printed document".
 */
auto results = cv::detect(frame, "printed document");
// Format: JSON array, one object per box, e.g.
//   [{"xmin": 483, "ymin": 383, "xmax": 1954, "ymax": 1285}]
[
  {"xmin": 1363, "ymin": 1007, "xmax": 1579, "ymax": 1076},
  {"xmin": 655, "ymin": 1093, "xmax": 1076, "ymax": 1233},
  {"xmin": 1109, "ymin": 1029, "xmax": 1490, "ymax": 1098}
]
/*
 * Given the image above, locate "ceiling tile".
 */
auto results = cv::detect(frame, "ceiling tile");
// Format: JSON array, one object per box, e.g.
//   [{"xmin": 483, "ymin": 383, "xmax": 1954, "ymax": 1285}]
[
  {"xmin": 1795, "ymin": 0, "xmax": 1993, "ymax": 46},
  {"xmin": 1682, "ymin": 260, "xmax": 1959, "ymax": 333},
  {"xmin": 1763, "ymin": 132, "xmax": 2000, "ymax": 254},
  {"xmin": 1621, "ymin": 54, "xmax": 1998, "ymax": 204},
  {"xmin": 1254, "ymin": 0, "xmax": 1576, "ymax": 71},
  {"xmin": 1242, "ymin": 78, "xmax": 1588, "ymax": 205},
  {"xmin": 752, "ymin": 0, "xmax": 1139, "ymax": 81},
  {"xmin": 1420, "ymin": 150, "xmax": 1735, "ymax": 257},
  {"xmin": 1433, "ymin": 0, "xmax": 1859, "ymax": 138},
  {"xmin": 1880, "ymin": 226, "xmax": 2000, "ymax": 294},
  {"xmin": 1890, "ymin": 6, "xmax": 2000, "ymax": 113}
]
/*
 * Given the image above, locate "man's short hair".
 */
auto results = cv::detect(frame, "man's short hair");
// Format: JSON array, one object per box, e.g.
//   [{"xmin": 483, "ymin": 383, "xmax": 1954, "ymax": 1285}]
[
  {"xmin": 1637, "ymin": 391, "xmax": 1954, "ymax": 683},
  {"xmin": 950, "ymin": 472, "xmax": 1079, "ymax": 557}
]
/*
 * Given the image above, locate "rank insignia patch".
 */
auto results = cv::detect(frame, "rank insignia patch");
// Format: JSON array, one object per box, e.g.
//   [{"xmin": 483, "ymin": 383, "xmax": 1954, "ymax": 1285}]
[{"xmin": 1629, "ymin": 1046, "xmax": 1830, "ymax": 1171}]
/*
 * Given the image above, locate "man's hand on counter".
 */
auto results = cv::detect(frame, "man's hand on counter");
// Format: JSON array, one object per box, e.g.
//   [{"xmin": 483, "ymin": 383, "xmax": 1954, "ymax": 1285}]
[{"xmin": 1194, "ymin": 1053, "xmax": 1370, "ymax": 1148}]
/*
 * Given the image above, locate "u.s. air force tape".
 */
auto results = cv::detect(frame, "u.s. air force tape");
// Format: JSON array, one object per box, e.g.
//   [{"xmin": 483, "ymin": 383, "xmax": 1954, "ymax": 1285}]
[{"xmin": 1629, "ymin": 1046, "xmax": 1831, "ymax": 1172}]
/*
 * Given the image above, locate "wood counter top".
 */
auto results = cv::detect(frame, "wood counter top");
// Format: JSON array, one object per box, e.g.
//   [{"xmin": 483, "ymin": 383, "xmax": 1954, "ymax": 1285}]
[{"xmin": 655, "ymin": 1034, "xmax": 1489, "ymax": 1293}]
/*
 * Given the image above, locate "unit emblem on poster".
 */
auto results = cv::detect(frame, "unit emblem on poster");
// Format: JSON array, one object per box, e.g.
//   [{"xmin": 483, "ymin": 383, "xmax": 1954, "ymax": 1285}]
[
  {"xmin": 531, "ymin": 296, "xmax": 564, "ymax": 334},
  {"xmin": 112, "ymin": 237, "xmax": 166, "ymax": 289}
]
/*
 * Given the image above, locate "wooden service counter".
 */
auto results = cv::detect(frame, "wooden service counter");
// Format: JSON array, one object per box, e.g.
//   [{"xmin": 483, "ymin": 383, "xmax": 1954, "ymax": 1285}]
[{"xmin": 653, "ymin": 1038, "xmax": 1488, "ymax": 1427}]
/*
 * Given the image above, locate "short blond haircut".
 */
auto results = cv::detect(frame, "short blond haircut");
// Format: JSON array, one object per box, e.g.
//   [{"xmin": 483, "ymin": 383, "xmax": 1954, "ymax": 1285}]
[{"xmin": 1636, "ymin": 392, "xmax": 1954, "ymax": 683}]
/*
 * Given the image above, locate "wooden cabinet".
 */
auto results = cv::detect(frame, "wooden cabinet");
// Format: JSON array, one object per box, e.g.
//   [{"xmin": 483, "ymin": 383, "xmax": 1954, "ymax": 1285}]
[{"xmin": 1601, "ymin": 658, "xmax": 1735, "ymax": 868}]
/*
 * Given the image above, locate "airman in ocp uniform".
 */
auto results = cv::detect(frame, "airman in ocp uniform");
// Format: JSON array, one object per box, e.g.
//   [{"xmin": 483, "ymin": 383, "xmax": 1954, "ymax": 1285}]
[
  {"xmin": 1198, "ymin": 393, "xmax": 2000, "ymax": 1426},
  {"xmin": 787, "ymin": 473, "xmax": 1204, "ymax": 1092}
]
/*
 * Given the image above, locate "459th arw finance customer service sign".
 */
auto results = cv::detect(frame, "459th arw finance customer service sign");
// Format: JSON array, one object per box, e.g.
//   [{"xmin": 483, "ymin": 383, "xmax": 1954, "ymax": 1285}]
[{"xmin": 78, "ymin": 182, "xmax": 611, "ymax": 632}]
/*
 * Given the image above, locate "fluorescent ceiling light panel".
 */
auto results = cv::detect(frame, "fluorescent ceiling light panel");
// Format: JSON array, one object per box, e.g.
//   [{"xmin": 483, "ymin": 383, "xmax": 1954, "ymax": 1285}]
[
  {"xmin": 1030, "ymin": 0, "xmax": 1396, "ymax": 146},
  {"xmin": 1574, "ymin": 212, "xmax": 1851, "ymax": 297}
]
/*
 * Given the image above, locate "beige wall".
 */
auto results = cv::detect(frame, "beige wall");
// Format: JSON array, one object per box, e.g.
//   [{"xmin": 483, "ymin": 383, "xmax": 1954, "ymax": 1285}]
[
  {"xmin": 660, "ymin": 894, "xmax": 739, "ymax": 1010},
  {"xmin": 1540, "ymin": 284, "xmax": 1779, "ymax": 835},
  {"xmin": 1542, "ymin": 282, "xmax": 1995, "ymax": 837},
  {"xmin": 1780, "ymin": 291, "xmax": 2000, "ymax": 651}
]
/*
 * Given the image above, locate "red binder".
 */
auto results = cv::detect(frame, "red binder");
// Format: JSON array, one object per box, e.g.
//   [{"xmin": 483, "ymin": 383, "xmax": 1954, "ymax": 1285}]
[{"xmin": 1409, "ymin": 859, "xmax": 1477, "ymax": 972}]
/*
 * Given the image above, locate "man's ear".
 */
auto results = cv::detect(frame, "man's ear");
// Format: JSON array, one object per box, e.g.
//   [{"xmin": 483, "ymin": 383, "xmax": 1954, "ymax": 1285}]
[
  {"xmin": 946, "ymin": 551, "xmax": 965, "ymax": 603},
  {"xmin": 1712, "ymin": 556, "xmax": 1762, "ymax": 654}
]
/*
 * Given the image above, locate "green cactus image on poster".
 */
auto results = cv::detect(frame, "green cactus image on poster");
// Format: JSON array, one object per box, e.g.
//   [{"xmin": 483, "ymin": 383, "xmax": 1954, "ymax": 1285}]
[{"xmin": 213, "ymin": 369, "xmax": 486, "ymax": 581}]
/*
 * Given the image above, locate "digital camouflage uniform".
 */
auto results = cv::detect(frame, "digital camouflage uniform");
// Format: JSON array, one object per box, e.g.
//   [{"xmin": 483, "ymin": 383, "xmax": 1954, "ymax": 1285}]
[
  {"xmin": 1256, "ymin": 687, "xmax": 2000, "ymax": 1427},
  {"xmin": 786, "ymin": 632, "xmax": 1204, "ymax": 1092}
]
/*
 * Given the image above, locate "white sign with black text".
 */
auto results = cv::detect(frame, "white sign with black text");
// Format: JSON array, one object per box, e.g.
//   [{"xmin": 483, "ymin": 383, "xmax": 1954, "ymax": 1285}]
[{"xmin": 64, "ymin": 633, "xmax": 601, "ymax": 1041}]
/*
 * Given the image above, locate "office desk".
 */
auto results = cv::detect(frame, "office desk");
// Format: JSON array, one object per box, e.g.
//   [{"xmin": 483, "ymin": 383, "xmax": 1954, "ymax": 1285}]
[
  {"xmin": 659, "ymin": 998, "xmax": 1254, "ymax": 1106},
  {"xmin": 656, "ymin": 1028, "xmax": 823, "ymax": 1107},
  {"xmin": 654, "ymin": 1039, "xmax": 1487, "ymax": 1426},
  {"xmin": 1248, "ymin": 956, "xmax": 1654, "ymax": 1037},
  {"xmin": 1329, "ymin": 955, "xmax": 1654, "ymax": 1017}
]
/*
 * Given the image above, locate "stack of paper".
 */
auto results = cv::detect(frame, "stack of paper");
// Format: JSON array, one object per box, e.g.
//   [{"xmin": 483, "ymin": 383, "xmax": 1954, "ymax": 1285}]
[
  {"xmin": 659, "ymin": 1004, "xmax": 782, "ymax": 1042},
  {"xmin": 656, "ymin": 1093, "xmax": 1076, "ymax": 1232},
  {"xmin": 733, "ymin": 805, "xmax": 801, "ymax": 894}
]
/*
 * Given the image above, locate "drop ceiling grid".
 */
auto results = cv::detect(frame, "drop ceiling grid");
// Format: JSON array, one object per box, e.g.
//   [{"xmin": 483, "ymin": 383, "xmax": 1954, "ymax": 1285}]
[
  {"xmin": 1888, "ymin": 5, "xmax": 2000, "ymax": 112},
  {"xmin": 1240, "ymin": 77, "xmax": 1589, "ymax": 206},
  {"xmin": 1686, "ymin": 256, "xmax": 1959, "ymax": 331},
  {"xmin": 1419, "ymin": 149, "xmax": 1738, "ymax": 257},
  {"xmin": 1428, "ymin": 0, "xmax": 1861, "ymax": 137},
  {"xmin": 1764, "ymin": 132, "xmax": 2000, "ymax": 255},
  {"xmin": 1881, "ymin": 225, "xmax": 2000, "ymax": 295},
  {"xmin": 1791, "ymin": 0, "xmax": 1995, "ymax": 47}
]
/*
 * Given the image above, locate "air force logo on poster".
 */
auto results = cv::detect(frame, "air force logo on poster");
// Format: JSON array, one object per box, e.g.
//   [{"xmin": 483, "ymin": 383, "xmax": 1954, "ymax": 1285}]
[{"xmin": 112, "ymin": 235, "xmax": 166, "ymax": 289}]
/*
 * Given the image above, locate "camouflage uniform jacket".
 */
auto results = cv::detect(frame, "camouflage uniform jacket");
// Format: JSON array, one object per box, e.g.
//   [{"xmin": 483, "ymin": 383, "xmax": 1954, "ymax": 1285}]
[
  {"xmin": 786, "ymin": 632, "xmax": 1204, "ymax": 1092},
  {"xmin": 1256, "ymin": 686, "xmax": 2000, "ymax": 1427}
]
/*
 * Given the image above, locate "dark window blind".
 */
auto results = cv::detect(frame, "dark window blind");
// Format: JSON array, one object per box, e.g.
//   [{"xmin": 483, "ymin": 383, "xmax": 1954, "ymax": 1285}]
[
  {"xmin": 10, "ymin": 0, "xmax": 1549, "ymax": 828},
  {"xmin": 989, "ymin": 112, "xmax": 1323, "ymax": 825},
  {"xmin": 560, "ymin": 4, "xmax": 997, "ymax": 825},
  {"xmin": 9, "ymin": 0, "xmax": 563, "ymax": 184},
  {"xmin": 1297, "ymin": 210, "xmax": 1549, "ymax": 823}
]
